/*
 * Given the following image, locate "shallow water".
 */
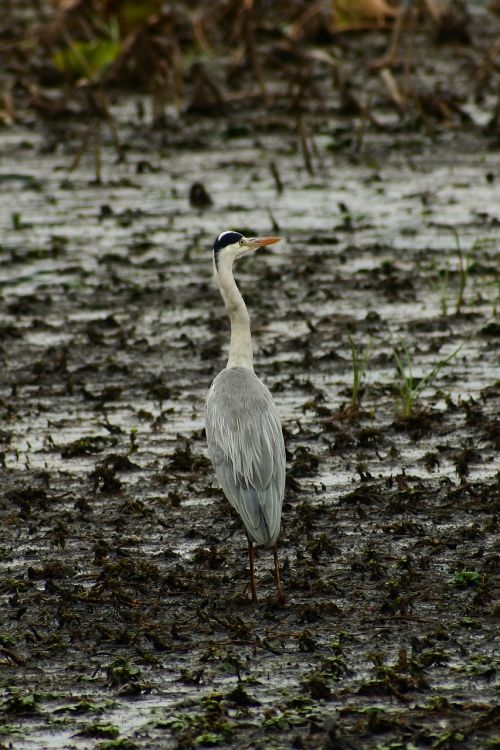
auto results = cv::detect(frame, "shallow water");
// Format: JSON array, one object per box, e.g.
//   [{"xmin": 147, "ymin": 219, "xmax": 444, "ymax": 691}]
[{"xmin": 0, "ymin": 100, "xmax": 499, "ymax": 749}]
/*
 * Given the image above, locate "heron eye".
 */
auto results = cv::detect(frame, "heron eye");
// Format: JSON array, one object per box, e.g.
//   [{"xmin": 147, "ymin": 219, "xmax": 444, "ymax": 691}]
[{"xmin": 239, "ymin": 239, "xmax": 244, "ymax": 246}]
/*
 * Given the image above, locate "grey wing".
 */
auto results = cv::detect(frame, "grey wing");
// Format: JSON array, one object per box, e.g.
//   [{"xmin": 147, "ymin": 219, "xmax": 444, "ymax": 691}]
[{"xmin": 205, "ymin": 369, "xmax": 285, "ymax": 547}]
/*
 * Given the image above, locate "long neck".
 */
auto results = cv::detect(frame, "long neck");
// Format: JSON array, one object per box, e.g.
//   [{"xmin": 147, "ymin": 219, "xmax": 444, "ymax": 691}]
[{"xmin": 215, "ymin": 256, "xmax": 254, "ymax": 370}]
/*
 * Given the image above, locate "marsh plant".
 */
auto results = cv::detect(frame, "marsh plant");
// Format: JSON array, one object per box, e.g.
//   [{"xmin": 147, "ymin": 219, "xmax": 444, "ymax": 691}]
[
  {"xmin": 490, "ymin": 276, "xmax": 500, "ymax": 317},
  {"xmin": 433, "ymin": 232, "xmax": 479, "ymax": 317},
  {"xmin": 393, "ymin": 342, "xmax": 461, "ymax": 418},
  {"xmin": 453, "ymin": 230, "xmax": 471, "ymax": 315},
  {"xmin": 348, "ymin": 334, "xmax": 371, "ymax": 409},
  {"xmin": 432, "ymin": 256, "xmax": 450, "ymax": 317}
]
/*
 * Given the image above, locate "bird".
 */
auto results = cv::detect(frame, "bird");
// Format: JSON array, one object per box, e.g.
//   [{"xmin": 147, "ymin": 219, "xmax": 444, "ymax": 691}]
[{"xmin": 205, "ymin": 230, "xmax": 286, "ymax": 603}]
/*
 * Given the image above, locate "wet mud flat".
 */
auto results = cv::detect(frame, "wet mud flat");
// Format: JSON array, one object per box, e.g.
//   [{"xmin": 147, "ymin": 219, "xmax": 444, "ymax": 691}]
[{"xmin": 0, "ymin": 102, "xmax": 499, "ymax": 750}]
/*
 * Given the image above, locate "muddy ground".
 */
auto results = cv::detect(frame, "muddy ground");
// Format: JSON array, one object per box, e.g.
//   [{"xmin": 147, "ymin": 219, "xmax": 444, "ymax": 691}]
[{"xmin": 1, "ymin": 10, "xmax": 500, "ymax": 750}]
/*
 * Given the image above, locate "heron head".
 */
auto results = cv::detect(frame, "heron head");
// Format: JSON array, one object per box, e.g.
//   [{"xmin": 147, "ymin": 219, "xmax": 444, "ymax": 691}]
[{"xmin": 213, "ymin": 231, "xmax": 281, "ymax": 269}]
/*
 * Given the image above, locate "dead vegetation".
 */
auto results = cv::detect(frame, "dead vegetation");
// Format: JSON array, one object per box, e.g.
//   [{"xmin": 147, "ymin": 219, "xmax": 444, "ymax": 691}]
[{"xmin": 2, "ymin": 0, "xmax": 500, "ymax": 132}]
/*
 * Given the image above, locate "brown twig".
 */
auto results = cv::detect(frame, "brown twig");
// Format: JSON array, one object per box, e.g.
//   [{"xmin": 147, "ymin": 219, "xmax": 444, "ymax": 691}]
[
  {"xmin": 355, "ymin": 96, "xmax": 371, "ymax": 152},
  {"xmin": 68, "ymin": 118, "xmax": 98, "ymax": 173},
  {"xmin": 297, "ymin": 113, "xmax": 314, "ymax": 175},
  {"xmin": 94, "ymin": 118, "xmax": 101, "ymax": 183},
  {"xmin": 289, "ymin": 0, "xmax": 326, "ymax": 41},
  {"xmin": 269, "ymin": 161, "xmax": 284, "ymax": 194},
  {"xmin": 379, "ymin": 67, "xmax": 405, "ymax": 110},
  {"xmin": 1, "ymin": 79, "xmax": 15, "ymax": 125},
  {"xmin": 477, "ymin": 38, "xmax": 500, "ymax": 89}
]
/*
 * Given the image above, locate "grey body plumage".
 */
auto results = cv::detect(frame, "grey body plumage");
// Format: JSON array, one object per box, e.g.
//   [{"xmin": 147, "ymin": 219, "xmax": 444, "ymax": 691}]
[{"xmin": 206, "ymin": 367, "xmax": 285, "ymax": 547}]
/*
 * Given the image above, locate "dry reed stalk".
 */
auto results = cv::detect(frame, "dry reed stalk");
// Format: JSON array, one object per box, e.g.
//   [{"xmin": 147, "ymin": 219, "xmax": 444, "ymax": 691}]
[
  {"xmin": 1, "ymin": 79, "xmax": 15, "ymax": 125},
  {"xmin": 289, "ymin": 0, "xmax": 326, "ymax": 40},
  {"xmin": 355, "ymin": 96, "xmax": 371, "ymax": 152},
  {"xmin": 379, "ymin": 67, "xmax": 404, "ymax": 109},
  {"xmin": 297, "ymin": 114, "xmax": 314, "ymax": 175}
]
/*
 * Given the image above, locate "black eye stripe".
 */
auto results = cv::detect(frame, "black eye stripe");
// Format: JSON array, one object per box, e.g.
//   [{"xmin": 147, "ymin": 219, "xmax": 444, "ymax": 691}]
[{"xmin": 213, "ymin": 231, "xmax": 243, "ymax": 252}]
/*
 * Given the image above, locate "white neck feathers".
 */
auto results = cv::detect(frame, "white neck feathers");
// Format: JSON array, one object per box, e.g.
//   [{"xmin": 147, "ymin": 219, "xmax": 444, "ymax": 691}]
[{"xmin": 215, "ymin": 254, "xmax": 254, "ymax": 370}]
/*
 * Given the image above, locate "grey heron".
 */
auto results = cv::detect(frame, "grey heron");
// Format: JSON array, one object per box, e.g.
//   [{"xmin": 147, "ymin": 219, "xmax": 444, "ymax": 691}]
[{"xmin": 205, "ymin": 230, "xmax": 285, "ymax": 603}]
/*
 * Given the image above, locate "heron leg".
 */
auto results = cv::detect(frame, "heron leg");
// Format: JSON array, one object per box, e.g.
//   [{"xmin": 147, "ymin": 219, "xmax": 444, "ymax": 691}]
[
  {"xmin": 273, "ymin": 545, "xmax": 285, "ymax": 603},
  {"xmin": 248, "ymin": 540, "xmax": 257, "ymax": 603}
]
